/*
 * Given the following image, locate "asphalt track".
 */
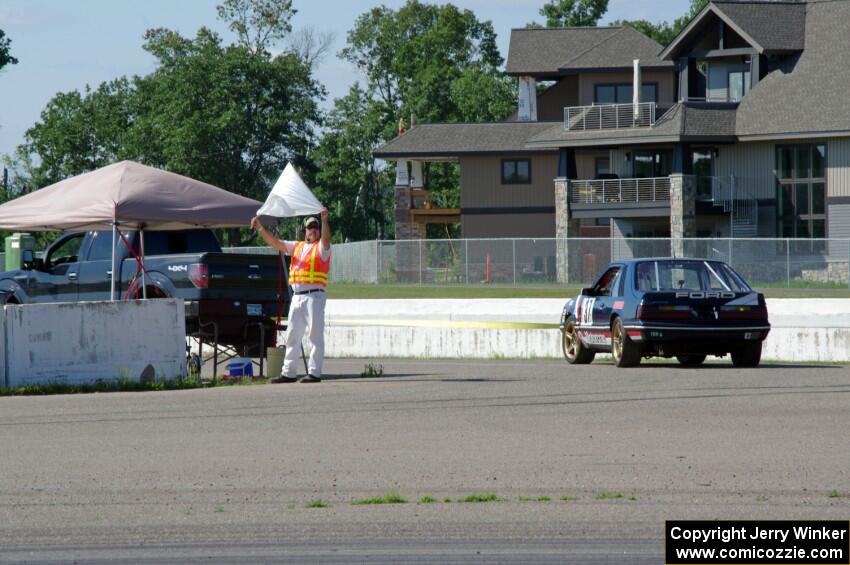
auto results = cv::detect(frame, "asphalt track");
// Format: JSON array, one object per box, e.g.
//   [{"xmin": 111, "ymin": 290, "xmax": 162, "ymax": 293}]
[{"xmin": 1, "ymin": 358, "xmax": 849, "ymax": 564}]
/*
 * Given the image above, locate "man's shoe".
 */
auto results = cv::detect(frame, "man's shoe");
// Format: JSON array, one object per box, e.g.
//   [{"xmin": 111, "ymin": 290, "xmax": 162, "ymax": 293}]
[
  {"xmin": 269, "ymin": 376, "xmax": 298, "ymax": 383},
  {"xmin": 299, "ymin": 375, "xmax": 321, "ymax": 383}
]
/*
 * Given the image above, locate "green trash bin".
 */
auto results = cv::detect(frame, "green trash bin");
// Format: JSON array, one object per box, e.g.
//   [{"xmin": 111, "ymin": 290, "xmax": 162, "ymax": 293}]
[{"xmin": 5, "ymin": 233, "xmax": 34, "ymax": 272}]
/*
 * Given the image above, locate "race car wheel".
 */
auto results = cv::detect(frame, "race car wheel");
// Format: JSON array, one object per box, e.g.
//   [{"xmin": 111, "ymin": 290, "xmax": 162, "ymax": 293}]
[
  {"xmin": 611, "ymin": 317, "xmax": 641, "ymax": 367},
  {"xmin": 562, "ymin": 318, "xmax": 595, "ymax": 365},
  {"xmin": 676, "ymin": 355, "xmax": 706, "ymax": 366},
  {"xmin": 731, "ymin": 342, "xmax": 762, "ymax": 367}
]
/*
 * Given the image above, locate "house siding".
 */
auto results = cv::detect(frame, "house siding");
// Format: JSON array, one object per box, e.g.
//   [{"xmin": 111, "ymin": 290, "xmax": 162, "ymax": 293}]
[
  {"xmin": 537, "ymin": 76, "xmax": 579, "ymax": 122},
  {"xmin": 827, "ymin": 138, "xmax": 850, "ymax": 198},
  {"xmin": 610, "ymin": 148, "xmax": 632, "ymax": 177},
  {"xmin": 715, "ymin": 141, "xmax": 775, "ymax": 200},
  {"xmin": 459, "ymin": 154, "xmax": 558, "ymax": 209},
  {"xmin": 458, "ymin": 154, "xmax": 561, "ymax": 238},
  {"xmin": 462, "ymin": 213, "xmax": 555, "ymax": 238}
]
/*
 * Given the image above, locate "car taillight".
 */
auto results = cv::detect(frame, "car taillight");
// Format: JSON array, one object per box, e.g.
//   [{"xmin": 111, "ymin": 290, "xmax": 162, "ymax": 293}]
[
  {"xmin": 719, "ymin": 304, "xmax": 768, "ymax": 319},
  {"xmin": 188, "ymin": 263, "xmax": 209, "ymax": 288},
  {"xmin": 637, "ymin": 303, "xmax": 691, "ymax": 320}
]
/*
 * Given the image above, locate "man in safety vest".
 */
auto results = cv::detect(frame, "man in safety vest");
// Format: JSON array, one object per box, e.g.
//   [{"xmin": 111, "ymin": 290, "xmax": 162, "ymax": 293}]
[{"xmin": 251, "ymin": 209, "xmax": 331, "ymax": 383}]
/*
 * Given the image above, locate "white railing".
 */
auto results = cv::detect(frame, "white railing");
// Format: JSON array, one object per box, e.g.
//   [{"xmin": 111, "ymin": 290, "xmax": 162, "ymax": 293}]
[
  {"xmin": 564, "ymin": 102, "xmax": 656, "ymax": 130},
  {"xmin": 569, "ymin": 177, "xmax": 671, "ymax": 204}
]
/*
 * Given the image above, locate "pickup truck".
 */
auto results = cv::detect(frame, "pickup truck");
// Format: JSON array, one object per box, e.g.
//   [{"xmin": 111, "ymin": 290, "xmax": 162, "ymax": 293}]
[{"xmin": 0, "ymin": 229, "xmax": 286, "ymax": 350}]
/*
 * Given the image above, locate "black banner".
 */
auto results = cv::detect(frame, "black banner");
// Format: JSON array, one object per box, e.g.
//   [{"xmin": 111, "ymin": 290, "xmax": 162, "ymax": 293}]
[{"xmin": 666, "ymin": 520, "xmax": 850, "ymax": 564}]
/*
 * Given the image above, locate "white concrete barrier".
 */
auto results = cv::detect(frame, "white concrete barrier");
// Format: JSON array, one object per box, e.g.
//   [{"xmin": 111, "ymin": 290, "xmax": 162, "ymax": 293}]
[
  {"xmin": 301, "ymin": 299, "xmax": 850, "ymax": 363},
  {"xmin": 3, "ymin": 299, "xmax": 187, "ymax": 388}
]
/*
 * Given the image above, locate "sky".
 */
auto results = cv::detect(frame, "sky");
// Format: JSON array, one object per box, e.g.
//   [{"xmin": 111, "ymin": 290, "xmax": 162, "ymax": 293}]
[{"xmin": 0, "ymin": 0, "xmax": 690, "ymax": 158}]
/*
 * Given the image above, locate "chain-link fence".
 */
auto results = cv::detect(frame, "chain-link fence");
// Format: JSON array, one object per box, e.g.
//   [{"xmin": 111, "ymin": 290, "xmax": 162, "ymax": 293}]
[{"xmin": 227, "ymin": 238, "xmax": 850, "ymax": 288}]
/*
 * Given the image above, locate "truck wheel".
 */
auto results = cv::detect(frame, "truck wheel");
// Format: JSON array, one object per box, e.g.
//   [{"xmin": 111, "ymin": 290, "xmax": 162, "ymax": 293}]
[
  {"xmin": 677, "ymin": 355, "xmax": 706, "ymax": 366},
  {"xmin": 731, "ymin": 342, "xmax": 762, "ymax": 367},
  {"xmin": 562, "ymin": 318, "xmax": 595, "ymax": 364},
  {"xmin": 611, "ymin": 317, "xmax": 641, "ymax": 368}
]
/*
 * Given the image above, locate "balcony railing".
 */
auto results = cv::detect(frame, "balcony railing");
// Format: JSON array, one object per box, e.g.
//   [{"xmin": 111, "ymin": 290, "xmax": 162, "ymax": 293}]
[
  {"xmin": 570, "ymin": 177, "xmax": 671, "ymax": 204},
  {"xmin": 564, "ymin": 102, "xmax": 656, "ymax": 131}
]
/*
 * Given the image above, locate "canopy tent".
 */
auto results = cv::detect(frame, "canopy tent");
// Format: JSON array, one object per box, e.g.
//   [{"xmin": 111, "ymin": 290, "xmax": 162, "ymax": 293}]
[
  {"xmin": 0, "ymin": 160, "xmax": 266, "ymax": 299},
  {"xmin": 0, "ymin": 160, "xmax": 264, "ymax": 232}
]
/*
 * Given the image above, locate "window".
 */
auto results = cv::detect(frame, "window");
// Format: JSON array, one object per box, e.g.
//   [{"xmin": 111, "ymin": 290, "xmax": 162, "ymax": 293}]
[
  {"xmin": 595, "ymin": 157, "xmax": 611, "ymax": 177},
  {"xmin": 594, "ymin": 83, "xmax": 658, "ymax": 104},
  {"xmin": 634, "ymin": 260, "xmax": 750, "ymax": 292},
  {"xmin": 501, "ymin": 159, "xmax": 531, "ymax": 185},
  {"xmin": 593, "ymin": 266, "xmax": 621, "ymax": 297},
  {"xmin": 776, "ymin": 144, "xmax": 827, "ymax": 241},
  {"xmin": 728, "ymin": 70, "xmax": 751, "ymax": 102},
  {"xmin": 632, "ymin": 150, "xmax": 671, "ymax": 178},
  {"xmin": 692, "ymin": 148, "xmax": 715, "ymax": 197},
  {"xmin": 133, "ymin": 229, "xmax": 222, "ymax": 255},
  {"xmin": 86, "ymin": 231, "xmax": 115, "ymax": 261}
]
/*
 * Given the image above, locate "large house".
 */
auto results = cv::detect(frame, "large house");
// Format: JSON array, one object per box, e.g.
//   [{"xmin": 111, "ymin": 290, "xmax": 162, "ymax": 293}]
[{"xmin": 374, "ymin": 0, "xmax": 850, "ymax": 262}]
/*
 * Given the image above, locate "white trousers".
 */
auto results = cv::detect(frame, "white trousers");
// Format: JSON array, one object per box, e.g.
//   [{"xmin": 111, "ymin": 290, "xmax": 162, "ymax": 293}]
[{"xmin": 282, "ymin": 292, "xmax": 326, "ymax": 377}]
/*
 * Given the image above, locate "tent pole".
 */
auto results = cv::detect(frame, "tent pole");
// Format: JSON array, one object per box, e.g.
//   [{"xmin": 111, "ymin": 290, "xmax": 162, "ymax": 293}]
[
  {"xmin": 140, "ymin": 228, "xmax": 147, "ymax": 299},
  {"xmin": 111, "ymin": 222, "xmax": 117, "ymax": 301}
]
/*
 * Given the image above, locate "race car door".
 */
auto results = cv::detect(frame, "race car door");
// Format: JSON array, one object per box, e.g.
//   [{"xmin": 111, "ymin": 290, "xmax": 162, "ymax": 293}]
[{"xmin": 591, "ymin": 265, "xmax": 622, "ymax": 328}]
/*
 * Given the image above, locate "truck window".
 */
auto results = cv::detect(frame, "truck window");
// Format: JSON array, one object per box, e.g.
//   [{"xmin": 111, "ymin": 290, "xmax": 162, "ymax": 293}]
[
  {"xmin": 134, "ymin": 230, "xmax": 221, "ymax": 256},
  {"xmin": 86, "ymin": 231, "xmax": 115, "ymax": 261}
]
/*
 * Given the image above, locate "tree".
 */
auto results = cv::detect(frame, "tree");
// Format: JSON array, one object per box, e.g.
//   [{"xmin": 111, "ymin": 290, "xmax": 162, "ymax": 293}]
[
  {"xmin": 334, "ymin": 0, "xmax": 515, "ymax": 239},
  {"xmin": 313, "ymin": 84, "xmax": 391, "ymax": 241},
  {"xmin": 0, "ymin": 29, "xmax": 17, "ymax": 71},
  {"xmin": 615, "ymin": 0, "xmax": 709, "ymax": 47},
  {"xmin": 19, "ymin": 78, "xmax": 135, "ymax": 187},
  {"xmin": 529, "ymin": 0, "xmax": 609, "ymax": 28},
  {"xmin": 216, "ymin": 0, "xmax": 295, "ymax": 54},
  {"xmin": 9, "ymin": 0, "xmax": 323, "ymax": 246}
]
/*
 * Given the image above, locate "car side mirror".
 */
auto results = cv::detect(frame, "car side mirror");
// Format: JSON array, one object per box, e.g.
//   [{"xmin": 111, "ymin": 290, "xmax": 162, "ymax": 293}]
[{"xmin": 581, "ymin": 287, "xmax": 596, "ymax": 297}]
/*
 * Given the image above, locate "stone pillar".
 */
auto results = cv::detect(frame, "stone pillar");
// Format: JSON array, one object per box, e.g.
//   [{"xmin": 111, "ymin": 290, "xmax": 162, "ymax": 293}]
[
  {"xmin": 670, "ymin": 174, "xmax": 696, "ymax": 258},
  {"xmin": 394, "ymin": 161, "xmax": 426, "ymax": 282},
  {"xmin": 555, "ymin": 177, "xmax": 581, "ymax": 284}
]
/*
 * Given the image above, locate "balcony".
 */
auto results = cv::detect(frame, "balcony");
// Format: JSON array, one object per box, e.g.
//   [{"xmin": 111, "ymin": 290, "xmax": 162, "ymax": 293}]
[
  {"xmin": 570, "ymin": 177, "xmax": 671, "ymax": 204},
  {"xmin": 564, "ymin": 102, "xmax": 657, "ymax": 131}
]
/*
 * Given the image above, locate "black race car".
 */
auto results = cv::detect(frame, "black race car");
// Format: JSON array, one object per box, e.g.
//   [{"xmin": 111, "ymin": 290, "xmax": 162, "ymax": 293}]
[{"xmin": 560, "ymin": 258, "xmax": 770, "ymax": 368}]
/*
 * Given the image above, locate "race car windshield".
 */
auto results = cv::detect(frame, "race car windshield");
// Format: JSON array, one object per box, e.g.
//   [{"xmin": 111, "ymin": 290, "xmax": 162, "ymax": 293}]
[{"xmin": 634, "ymin": 260, "xmax": 751, "ymax": 293}]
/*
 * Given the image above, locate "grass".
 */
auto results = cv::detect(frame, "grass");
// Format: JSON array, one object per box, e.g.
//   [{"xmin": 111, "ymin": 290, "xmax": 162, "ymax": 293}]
[
  {"xmin": 594, "ymin": 492, "xmax": 624, "ymax": 500},
  {"xmin": 327, "ymin": 282, "xmax": 850, "ymax": 300},
  {"xmin": 351, "ymin": 491, "xmax": 407, "ymax": 505},
  {"xmin": 560, "ymin": 495, "xmax": 578, "ymax": 501},
  {"xmin": 827, "ymin": 490, "xmax": 845, "ymax": 498},
  {"xmin": 360, "ymin": 362, "xmax": 384, "ymax": 378},
  {"xmin": 305, "ymin": 499, "xmax": 329, "ymax": 508},
  {"xmin": 0, "ymin": 376, "xmax": 211, "ymax": 396},
  {"xmin": 418, "ymin": 495, "xmax": 436, "ymax": 504},
  {"xmin": 459, "ymin": 493, "xmax": 498, "ymax": 503}
]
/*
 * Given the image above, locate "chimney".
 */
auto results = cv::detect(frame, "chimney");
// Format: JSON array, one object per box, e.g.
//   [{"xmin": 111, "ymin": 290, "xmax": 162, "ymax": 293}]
[
  {"xmin": 518, "ymin": 76, "xmax": 538, "ymax": 122},
  {"xmin": 633, "ymin": 59, "xmax": 642, "ymax": 122}
]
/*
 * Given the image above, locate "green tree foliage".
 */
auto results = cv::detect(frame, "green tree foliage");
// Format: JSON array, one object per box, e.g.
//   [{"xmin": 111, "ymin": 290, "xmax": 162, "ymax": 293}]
[
  {"xmin": 327, "ymin": 0, "xmax": 514, "ymax": 239},
  {"xmin": 7, "ymin": 0, "xmax": 322, "ymax": 246},
  {"xmin": 0, "ymin": 29, "xmax": 17, "ymax": 71},
  {"xmin": 614, "ymin": 0, "xmax": 710, "ymax": 47},
  {"xmin": 313, "ymin": 84, "xmax": 390, "ymax": 241},
  {"xmin": 529, "ymin": 0, "xmax": 609, "ymax": 28}
]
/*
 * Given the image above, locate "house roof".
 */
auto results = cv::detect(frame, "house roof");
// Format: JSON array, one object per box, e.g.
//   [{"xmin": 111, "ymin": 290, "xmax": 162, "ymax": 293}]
[
  {"xmin": 373, "ymin": 122, "xmax": 560, "ymax": 159},
  {"xmin": 735, "ymin": 0, "xmax": 850, "ymax": 139},
  {"xmin": 506, "ymin": 26, "xmax": 673, "ymax": 77},
  {"xmin": 523, "ymin": 103, "xmax": 738, "ymax": 149},
  {"xmin": 661, "ymin": 1, "xmax": 806, "ymax": 60}
]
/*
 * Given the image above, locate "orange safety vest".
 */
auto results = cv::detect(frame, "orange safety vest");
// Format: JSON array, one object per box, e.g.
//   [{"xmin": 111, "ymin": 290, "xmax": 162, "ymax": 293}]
[{"xmin": 288, "ymin": 241, "xmax": 330, "ymax": 286}]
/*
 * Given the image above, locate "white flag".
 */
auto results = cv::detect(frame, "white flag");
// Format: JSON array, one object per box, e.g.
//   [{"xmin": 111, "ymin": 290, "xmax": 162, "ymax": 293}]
[{"xmin": 257, "ymin": 163, "xmax": 323, "ymax": 217}]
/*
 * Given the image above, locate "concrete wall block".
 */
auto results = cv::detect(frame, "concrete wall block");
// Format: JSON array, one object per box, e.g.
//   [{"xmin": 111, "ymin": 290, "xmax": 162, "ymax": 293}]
[{"xmin": 5, "ymin": 299, "xmax": 187, "ymax": 388}]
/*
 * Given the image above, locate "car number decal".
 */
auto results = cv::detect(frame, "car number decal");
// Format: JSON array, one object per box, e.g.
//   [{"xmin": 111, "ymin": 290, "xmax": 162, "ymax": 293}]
[{"xmin": 580, "ymin": 297, "xmax": 595, "ymax": 326}]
